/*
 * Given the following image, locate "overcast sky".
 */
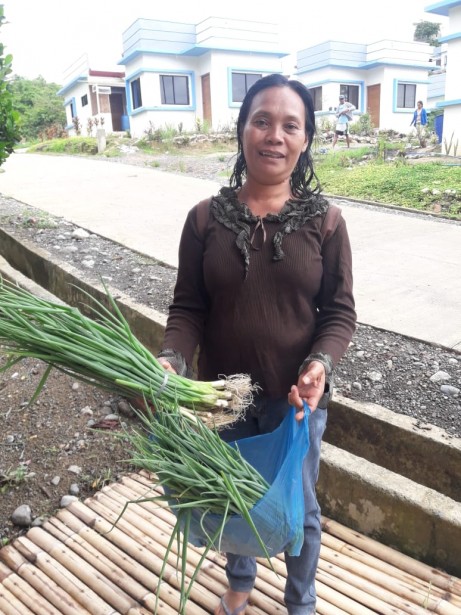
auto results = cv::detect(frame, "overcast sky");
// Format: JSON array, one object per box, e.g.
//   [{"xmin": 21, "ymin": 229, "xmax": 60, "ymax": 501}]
[{"xmin": 2, "ymin": 0, "xmax": 446, "ymax": 84}]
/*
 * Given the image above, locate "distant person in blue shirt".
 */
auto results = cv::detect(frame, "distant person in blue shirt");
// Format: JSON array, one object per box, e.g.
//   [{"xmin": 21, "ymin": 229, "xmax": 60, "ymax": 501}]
[
  {"xmin": 410, "ymin": 100, "xmax": 427, "ymax": 129},
  {"xmin": 410, "ymin": 100, "xmax": 428, "ymax": 147},
  {"xmin": 332, "ymin": 94, "xmax": 355, "ymax": 149}
]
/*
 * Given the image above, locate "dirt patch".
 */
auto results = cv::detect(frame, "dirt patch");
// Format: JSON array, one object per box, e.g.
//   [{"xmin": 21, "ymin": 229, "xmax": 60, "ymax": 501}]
[{"xmin": 0, "ymin": 352, "xmax": 142, "ymax": 544}]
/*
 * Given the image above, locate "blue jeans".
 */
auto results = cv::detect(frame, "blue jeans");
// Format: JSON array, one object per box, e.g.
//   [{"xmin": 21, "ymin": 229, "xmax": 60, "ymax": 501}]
[{"xmin": 219, "ymin": 397, "xmax": 327, "ymax": 615}]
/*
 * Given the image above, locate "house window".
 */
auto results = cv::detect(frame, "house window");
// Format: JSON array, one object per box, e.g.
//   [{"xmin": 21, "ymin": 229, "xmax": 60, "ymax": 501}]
[
  {"xmin": 131, "ymin": 78, "xmax": 143, "ymax": 109},
  {"xmin": 160, "ymin": 75, "xmax": 190, "ymax": 105},
  {"xmin": 70, "ymin": 101, "xmax": 76, "ymax": 118},
  {"xmin": 397, "ymin": 83, "xmax": 416, "ymax": 109},
  {"xmin": 232, "ymin": 72, "xmax": 262, "ymax": 103},
  {"xmin": 309, "ymin": 86, "xmax": 322, "ymax": 112},
  {"xmin": 340, "ymin": 85, "xmax": 359, "ymax": 109},
  {"xmin": 81, "ymin": 94, "xmax": 88, "ymax": 107}
]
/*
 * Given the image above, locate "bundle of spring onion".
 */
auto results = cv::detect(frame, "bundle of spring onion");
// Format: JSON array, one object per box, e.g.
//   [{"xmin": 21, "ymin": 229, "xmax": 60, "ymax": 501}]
[
  {"xmin": 0, "ymin": 277, "xmax": 254, "ymax": 425},
  {"xmin": 119, "ymin": 401, "xmax": 271, "ymax": 614}
]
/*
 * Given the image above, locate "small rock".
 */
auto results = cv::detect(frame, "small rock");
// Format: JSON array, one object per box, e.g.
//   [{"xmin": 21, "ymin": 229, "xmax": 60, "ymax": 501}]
[
  {"xmin": 72, "ymin": 228, "xmax": 90, "ymax": 239},
  {"xmin": 31, "ymin": 516, "xmax": 45, "ymax": 527},
  {"xmin": 67, "ymin": 465, "xmax": 82, "ymax": 475},
  {"xmin": 352, "ymin": 382, "xmax": 362, "ymax": 391},
  {"xmin": 117, "ymin": 399, "xmax": 135, "ymax": 417},
  {"xmin": 366, "ymin": 371, "xmax": 383, "ymax": 382},
  {"xmin": 51, "ymin": 476, "xmax": 61, "ymax": 486},
  {"xmin": 72, "ymin": 382, "xmax": 80, "ymax": 390},
  {"xmin": 69, "ymin": 483, "xmax": 80, "ymax": 496},
  {"xmin": 104, "ymin": 413, "xmax": 120, "ymax": 422},
  {"xmin": 80, "ymin": 406, "xmax": 93, "ymax": 417},
  {"xmin": 440, "ymin": 385, "xmax": 459, "ymax": 397},
  {"xmin": 430, "ymin": 371, "xmax": 451, "ymax": 383},
  {"xmin": 61, "ymin": 495, "xmax": 79, "ymax": 507},
  {"xmin": 11, "ymin": 504, "xmax": 32, "ymax": 527}
]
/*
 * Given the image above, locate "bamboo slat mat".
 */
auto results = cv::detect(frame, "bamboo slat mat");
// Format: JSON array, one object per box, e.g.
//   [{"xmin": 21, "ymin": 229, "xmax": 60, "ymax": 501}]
[{"xmin": 1, "ymin": 472, "xmax": 460, "ymax": 615}]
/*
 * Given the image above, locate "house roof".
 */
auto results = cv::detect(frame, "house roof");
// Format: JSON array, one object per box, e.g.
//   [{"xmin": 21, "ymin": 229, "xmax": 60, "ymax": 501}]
[
  {"xmin": 295, "ymin": 39, "xmax": 432, "ymax": 75},
  {"xmin": 425, "ymin": 0, "xmax": 461, "ymax": 16},
  {"xmin": 58, "ymin": 71, "xmax": 125, "ymax": 97},
  {"xmin": 119, "ymin": 17, "xmax": 289, "ymax": 66}
]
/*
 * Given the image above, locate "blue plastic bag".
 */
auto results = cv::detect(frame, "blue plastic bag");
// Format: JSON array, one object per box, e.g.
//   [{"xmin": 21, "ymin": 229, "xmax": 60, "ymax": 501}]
[{"xmin": 187, "ymin": 405, "xmax": 310, "ymax": 557}]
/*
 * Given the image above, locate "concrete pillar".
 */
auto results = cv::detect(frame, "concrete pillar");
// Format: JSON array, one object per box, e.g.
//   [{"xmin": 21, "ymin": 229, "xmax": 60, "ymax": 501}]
[{"xmin": 97, "ymin": 129, "xmax": 106, "ymax": 154}]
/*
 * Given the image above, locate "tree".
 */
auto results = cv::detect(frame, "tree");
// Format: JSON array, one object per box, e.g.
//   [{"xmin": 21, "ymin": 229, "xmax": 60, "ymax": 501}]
[
  {"xmin": 0, "ymin": 5, "xmax": 20, "ymax": 166},
  {"xmin": 9, "ymin": 76, "xmax": 66, "ymax": 140},
  {"xmin": 413, "ymin": 20, "xmax": 441, "ymax": 47}
]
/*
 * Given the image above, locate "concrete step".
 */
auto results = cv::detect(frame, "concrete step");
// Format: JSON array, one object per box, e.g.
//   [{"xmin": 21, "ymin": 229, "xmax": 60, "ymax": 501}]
[
  {"xmin": 327, "ymin": 394, "xmax": 461, "ymax": 502},
  {"xmin": 319, "ymin": 440, "xmax": 461, "ymax": 577}
]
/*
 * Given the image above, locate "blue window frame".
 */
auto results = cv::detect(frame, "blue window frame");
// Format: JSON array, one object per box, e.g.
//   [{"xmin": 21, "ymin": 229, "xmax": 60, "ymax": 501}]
[
  {"xmin": 231, "ymin": 72, "xmax": 262, "ymax": 103},
  {"xmin": 309, "ymin": 86, "xmax": 323, "ymax": 111},
  {"xmin": 160, "ymin": 75, "xmax": 190, "ymax": 105},
  {"xmin": 131, "ymin": 78, "xmax": 142, "ymax": 109},
  {"xmin": 397, "ymin": 83, "xmax": 416, "ymax": 109}
]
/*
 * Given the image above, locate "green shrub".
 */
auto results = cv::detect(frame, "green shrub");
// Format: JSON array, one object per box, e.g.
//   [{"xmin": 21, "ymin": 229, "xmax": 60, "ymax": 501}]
[
  {"xmin": 349, "ymin": 113, "xmax": 374, "ymax": 136},
  {"xmin": 0, "ymin": 7, "xmax": 20, "ymax": 167},
  {"xmin": 28, "ymin": 137, "xmax": 98, "ymax": 155}
]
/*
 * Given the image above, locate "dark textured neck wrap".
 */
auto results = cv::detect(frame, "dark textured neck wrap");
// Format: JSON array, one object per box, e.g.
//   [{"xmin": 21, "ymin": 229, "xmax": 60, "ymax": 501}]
[{"xmin": 210, "ymin": 186, "xmax": 329, "ymax": 277}]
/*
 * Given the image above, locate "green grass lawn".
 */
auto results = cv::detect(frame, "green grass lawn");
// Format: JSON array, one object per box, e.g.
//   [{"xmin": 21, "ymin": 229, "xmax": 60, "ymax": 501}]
[{"xmin": 315, "ymin": 147, "xmax": 461, "ymax": 218}]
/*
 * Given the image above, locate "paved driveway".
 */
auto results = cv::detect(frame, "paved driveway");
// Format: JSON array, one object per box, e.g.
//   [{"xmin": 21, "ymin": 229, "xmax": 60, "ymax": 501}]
[{"xmin": 1, "ymin": 152, "xmax": 461, "ymax": 350}]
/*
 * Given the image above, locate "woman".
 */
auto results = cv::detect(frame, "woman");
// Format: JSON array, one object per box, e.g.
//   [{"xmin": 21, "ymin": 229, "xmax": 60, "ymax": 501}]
[
  {"xmin": 410, "ymin": 100, "xmax": 427, "ymax": 129},
  {"xmin": 158, "ymin": 74, "xmax": 356, "ymax": 615},
  {"xmin": 410, "ymin": 100, "xmax": 428, "ymax": 147}
]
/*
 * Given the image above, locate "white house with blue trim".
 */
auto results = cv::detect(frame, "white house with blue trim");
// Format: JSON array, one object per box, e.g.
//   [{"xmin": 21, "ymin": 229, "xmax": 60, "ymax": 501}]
[
  {"xmin": 120, "ymin": 17, "xmax": 288, "ymax": 138},
  {"xmin": 58, "ymin": 55, "xmax": 128, "ymax": 136},
  {"xmin": 426, "ymin": 0, "xmax": 461, "ymax": 155},
  {"xmin": 294, "ymin": 39, "xmax": 433, "ymax": 134}
]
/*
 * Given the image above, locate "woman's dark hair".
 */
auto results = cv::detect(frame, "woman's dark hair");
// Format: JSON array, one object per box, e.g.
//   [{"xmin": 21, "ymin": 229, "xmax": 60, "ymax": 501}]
[{"xmin": 229, "ymin": 73, "xmax": 320, "ymax": 199}]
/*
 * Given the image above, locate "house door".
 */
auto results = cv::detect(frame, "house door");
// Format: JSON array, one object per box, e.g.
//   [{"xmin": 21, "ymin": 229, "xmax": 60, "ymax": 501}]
[
  {"xmin": 110, "ymin": 93, "xmax": 124, "ymax": 132},
  {"xmin": 367, "ymin": 84, "xmax": 381, "ymax": 130},
  {"xmin": 202, "ymin": 74, "xmax": 212, "ymax": 126}
]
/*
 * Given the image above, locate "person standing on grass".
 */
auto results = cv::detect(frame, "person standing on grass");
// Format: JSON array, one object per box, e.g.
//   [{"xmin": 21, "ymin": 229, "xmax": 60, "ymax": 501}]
[
  {"xmin": 158, "ymin": 73, "xmax": 356, "ymax": 615},
  {"xmin": 332, "ymin": 94, "xmax": 355, "ymax": 149},
  {"xmin": 410, "ymin": 100, "xmax": 428, "ymax": 147}
]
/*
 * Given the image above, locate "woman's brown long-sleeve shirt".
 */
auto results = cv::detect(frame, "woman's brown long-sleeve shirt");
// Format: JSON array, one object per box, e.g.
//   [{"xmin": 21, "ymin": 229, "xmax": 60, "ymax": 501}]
[{"xmin": 162, "ymin": 194, "xmax": 356, "ymax": 398}]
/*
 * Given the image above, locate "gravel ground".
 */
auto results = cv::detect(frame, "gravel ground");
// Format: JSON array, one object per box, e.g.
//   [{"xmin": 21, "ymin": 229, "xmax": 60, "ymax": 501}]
[{"xmin": 0, "ymin": 149, "xmax": 460, "ymax": 543}]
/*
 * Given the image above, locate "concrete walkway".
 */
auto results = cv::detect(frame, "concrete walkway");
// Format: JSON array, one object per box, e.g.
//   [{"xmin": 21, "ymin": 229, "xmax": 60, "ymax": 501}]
[{"xmin": 1, "ymin": 152, "xmax": 461, "ymax": 350}]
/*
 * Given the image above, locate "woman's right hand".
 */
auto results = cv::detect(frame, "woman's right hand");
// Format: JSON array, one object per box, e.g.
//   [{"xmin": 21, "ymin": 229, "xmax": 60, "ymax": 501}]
[{"xmin": 158, "ymin": 357, "xmax": 178, "ymax": 374}]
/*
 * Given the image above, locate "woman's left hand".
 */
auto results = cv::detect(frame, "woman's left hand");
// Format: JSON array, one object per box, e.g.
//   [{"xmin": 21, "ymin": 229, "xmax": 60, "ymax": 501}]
[{"xmin": 288, "ymin": 360, "xmax": 326, "ymax": 420}]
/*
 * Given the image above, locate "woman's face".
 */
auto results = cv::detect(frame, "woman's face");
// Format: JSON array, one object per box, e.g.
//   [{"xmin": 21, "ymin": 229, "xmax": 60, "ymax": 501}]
[{"xmin": 241, "ymin": 86, "xmax": 309, "ymax": 187}]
